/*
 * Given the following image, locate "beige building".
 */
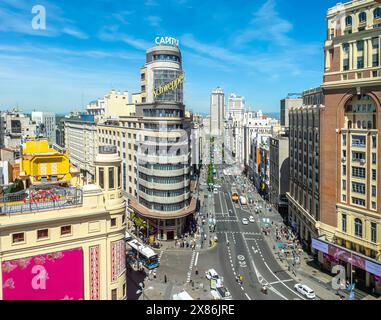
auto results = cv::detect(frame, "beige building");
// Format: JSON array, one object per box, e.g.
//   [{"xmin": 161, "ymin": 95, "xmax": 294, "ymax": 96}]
[
  {"xmin": 0, "ymin": 145, "xmax": 126, "ymax": 300},
  {"xmin": 86, "ymin": 90, "xmax": 138, "ymax": 118},
  {"xmin": 210, "ymin": 87, "xmax": 225, "ymax": 136}
]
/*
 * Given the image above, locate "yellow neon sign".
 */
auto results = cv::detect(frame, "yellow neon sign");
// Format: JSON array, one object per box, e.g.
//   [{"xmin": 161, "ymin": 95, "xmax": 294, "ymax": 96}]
[{"xmin": 153, "ymin": 73, "xmax": 185, "ymax": 98}]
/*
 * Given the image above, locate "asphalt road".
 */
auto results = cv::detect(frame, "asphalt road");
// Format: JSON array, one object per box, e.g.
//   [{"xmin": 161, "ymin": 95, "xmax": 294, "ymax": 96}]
[{"xmin": 213, "ymin": 167, "xmax": 308, "ymax": 300}]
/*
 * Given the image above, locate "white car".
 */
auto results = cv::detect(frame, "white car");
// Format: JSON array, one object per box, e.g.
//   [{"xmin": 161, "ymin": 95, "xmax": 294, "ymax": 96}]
[
  {"xmin": 294, "ymin": 284, "xmax": 316, "ymax": 299},
  {"xmin": 206, "ymin": 269, "xmax": 219, "ymax": 280},
  {"xmin": 242, "ymin": 218, "xmax": 249, "ymax": 225},
  {"xmin": 249, "ymin": 216, "xmax": 255, "ymax": 223}
]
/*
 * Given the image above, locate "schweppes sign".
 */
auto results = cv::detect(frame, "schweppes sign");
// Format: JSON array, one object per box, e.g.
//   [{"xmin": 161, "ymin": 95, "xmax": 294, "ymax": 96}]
[{"xmin": 153, "ymin": 73, "xmax": 185, "ymax": 98}]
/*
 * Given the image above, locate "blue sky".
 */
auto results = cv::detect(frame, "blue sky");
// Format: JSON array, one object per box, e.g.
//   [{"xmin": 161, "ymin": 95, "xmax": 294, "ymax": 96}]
[{"xmin": 0, "ymin": 0, "xmax": 340, "ymax": 114}]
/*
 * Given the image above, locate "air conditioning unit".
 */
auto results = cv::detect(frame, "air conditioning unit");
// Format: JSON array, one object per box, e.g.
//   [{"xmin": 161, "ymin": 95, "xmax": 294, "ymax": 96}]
[
  {"xmin": 360, "ymin": 159, "xmax": 366, "ymax": 165},
  {"xmin": 342, "ymin": 157, "xmax": 346, "ymax": 163}
]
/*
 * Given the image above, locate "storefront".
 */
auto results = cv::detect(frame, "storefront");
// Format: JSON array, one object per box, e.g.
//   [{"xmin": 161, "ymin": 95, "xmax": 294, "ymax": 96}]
[{"xmin": 312, "ymin": 238, "xmax": 381, "ymax": 294}]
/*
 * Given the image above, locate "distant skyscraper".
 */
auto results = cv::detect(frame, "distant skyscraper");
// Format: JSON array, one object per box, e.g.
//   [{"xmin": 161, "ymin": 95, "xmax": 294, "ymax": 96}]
[
  {"xmin": 210, "ymin": 87, "xmax": 225, "ymax": 136},
  {"xmin": 32, "ymin": 111, "xmax": 56, "ymax": 145}
]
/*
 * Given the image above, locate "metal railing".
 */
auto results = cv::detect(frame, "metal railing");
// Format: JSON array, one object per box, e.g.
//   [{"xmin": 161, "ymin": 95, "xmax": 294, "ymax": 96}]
[{"xmin": 0, "ymin": 186, "xmax": 83, "ymax": 215}]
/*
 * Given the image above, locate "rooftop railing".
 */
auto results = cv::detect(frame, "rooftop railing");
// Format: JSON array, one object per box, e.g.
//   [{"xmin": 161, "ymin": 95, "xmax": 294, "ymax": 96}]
[{"xmin": 0, "ymin": 185, "xmax": 83, "ymax": 215}]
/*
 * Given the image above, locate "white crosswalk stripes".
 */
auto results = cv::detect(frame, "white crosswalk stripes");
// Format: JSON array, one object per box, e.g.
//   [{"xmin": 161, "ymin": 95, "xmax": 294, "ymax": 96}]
[{"xmin": 186, "ymin": 250, "xmax": 197, "ymax": 283}]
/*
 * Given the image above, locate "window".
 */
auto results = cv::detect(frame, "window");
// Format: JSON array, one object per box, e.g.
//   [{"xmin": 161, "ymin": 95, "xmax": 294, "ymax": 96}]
[
  {"xmin": 352, "ymin": 151, "xmax": 366, "ymax": 161},
  {"xmin": 355, "ymin": 219, "xmax": 363, "ymax": 238},
  {"xmin": 12, "ymin": 232, "xmax": 25, "ymax": 243},
  {"xmin": 373, "ymin": 54, "xmax": 379, "ymax": 67},
  {"xmin": 352, "ymin": 135, "xmax": 366, "ymax": 147},
  {"xmin": 372, "ymin": 136, "xmax": 377, "ymax": 148},
  {"xmin": 111, "ymin": 218, "xmax": 117, "ymax": 227},
  {"xmin": 37, "ymin": 229, "xmax": 49, "ymax": 239},
  {"xmin": 373, "ymin": 153, "xmax": 377, "ymax": 164},
  {"xmin": 99, "ymin": 168, "xmax": 104, "ymax": 189},
  {"xmin": 352, "ymin": 182, "xmax": 366, "ymax": 194},
  {"xmin": 109, "ymin": 167, "xmax": 115, "ymax": 189},
  {"xmin": 342, "ymin": 214, "xmax": 347, "ymax": 232},
  {"xmin": 372, "ymin": 37, "xmax": 379, "ymax": 49},
  {"xmin": 374, "ymin": 7, "xmax": 381, "ymax": 19},
  {"xmin": 111, "ymin": 289, "xmax": 117, "ymax": 300},
  {"xmin": 345, "ymin": 16, "xmax": 353, "ymax": 26},
  {"xmin": 61, "ymin": 225, "xmax": 72, "ymax": 236},
  {"xmin": 372, "ymin": 169, "xmax": 377, "ymax": 181},
  {"xmin": 352, "ymin": 167, "xmax": 366, "ymax": 178},
  {"xmin": 343, "ymin": 165, "xmax": 347, "ymax": 176},
  {"xmin": 118, "ymin": 166, "xmax": 121, "ymax": 188},
  {"xmin": 352, "ymin": 197, "xmax": 366, "ymax": 207},
  {"xmin": 357, "ymin": 57, "xmax": 364, "ymax": 69},
  {"xmin": 371, "ymin": 223, "xmax": 377, "ymax": 243},
  {"xmin": 357, "ymin": 40, "xmax": 364, "ymax": 51},
  {"xmin": 373, "ymin": 70, "xmax": 379, "ymax": 78},
  {"xmin": 343, "ymin": 58, "xmax": 349, "ymax": 71},
  {"xmin": 343, "ymin": 43, "xmax": 349, "ymax": 53},
  {"xmin": 372, "ymin": 186, "xmax": 377, "ymax": 197},
  {"xmin": 342, "ymin": 180, "xmax": 347, "ymax": 191},
  {"xmin": 359, "ymin": 12, "xmax": 367, "ymax": 23}
]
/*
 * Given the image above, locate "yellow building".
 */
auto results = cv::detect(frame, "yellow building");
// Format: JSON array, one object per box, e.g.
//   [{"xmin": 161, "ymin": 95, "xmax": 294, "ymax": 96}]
[
  {"xmin": 0, "ymin": 145, "xmax": 126, "ymax": 300},
  {"xmin": 19, "ymin": 140, "xmax": 78, "ymax": 187}
]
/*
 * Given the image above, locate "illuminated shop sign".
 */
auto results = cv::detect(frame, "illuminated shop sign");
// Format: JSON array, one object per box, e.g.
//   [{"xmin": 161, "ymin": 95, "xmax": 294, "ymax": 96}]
[
  {"xmin": 155, "ymin": 36, "xmax": 179, "ymax": 47},
  {"xmin": 153, "ymin": 73, "xmax": 185, "ymax": 98},
  {"xmin": 312, "ymin": 238, "xmax": 381, "ymax": 277}
]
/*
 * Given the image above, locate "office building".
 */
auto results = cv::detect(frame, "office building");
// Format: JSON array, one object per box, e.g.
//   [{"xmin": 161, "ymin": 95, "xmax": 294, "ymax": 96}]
[{"xmin": 210, "ymin": 87, "xmax": 225, "ymax": 136}]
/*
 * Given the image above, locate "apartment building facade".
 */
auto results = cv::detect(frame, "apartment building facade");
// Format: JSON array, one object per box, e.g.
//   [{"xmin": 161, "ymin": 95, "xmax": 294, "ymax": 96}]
[
  {"xmin": 286, "ymin": 88, "xmax": 322, "ymax": 251},
  {"xmin": 313, "ymin": 0, "xmax": 381, "ymax": 292}
]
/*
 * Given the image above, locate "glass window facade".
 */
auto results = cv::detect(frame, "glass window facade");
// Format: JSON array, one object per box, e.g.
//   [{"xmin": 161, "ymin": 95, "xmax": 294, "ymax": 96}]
[{"xmin": 153, "ymin": 69, "xmax": 183, "ymax": 103}]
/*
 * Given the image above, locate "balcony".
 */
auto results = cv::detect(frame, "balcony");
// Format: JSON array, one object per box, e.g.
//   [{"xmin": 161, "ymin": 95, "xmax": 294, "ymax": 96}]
[{"xmin": 0, "ymin": 186, "xmax": 83, "ymax": 215}]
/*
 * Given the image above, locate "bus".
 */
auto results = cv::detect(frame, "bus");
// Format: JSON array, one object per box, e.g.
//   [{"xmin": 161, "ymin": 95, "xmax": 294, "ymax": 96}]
[
  {"xmin": 231, "ymin": 188, "xmax": 239, "ymax": 203},
  {"xmin": 127, "ymin": 239, "xmax": 160, "ymax": 270}
]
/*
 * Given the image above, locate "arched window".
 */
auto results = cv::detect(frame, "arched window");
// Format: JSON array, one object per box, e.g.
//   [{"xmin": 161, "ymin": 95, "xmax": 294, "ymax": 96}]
[
  {"xmin": 355, "ymin": 219, "xmax": 363, "ymax": 238},
  {"xmin": 348, "ymin": 120, "xmax": 352, "ymax": 129},
  {"xmin": 346, "ymin": 16, "xmax": 353, "ymax": 26},
  {"xmin": 359, "ymin": 12, "xmax": 367, "ymax": 23},
  {"xmin": 357, "ymin": 120, "xmax": 362, "ymax": 129},
  {"xmin": 368, "ymin": 121, "xmax": 373, "ymax": 129},
  {"xmin": 362, "ymin": 120, "xmax": 367, "ymax": 129},
  {"xmin": 374, "ymin": 7, "xmax": 381, "ymax": 19}
]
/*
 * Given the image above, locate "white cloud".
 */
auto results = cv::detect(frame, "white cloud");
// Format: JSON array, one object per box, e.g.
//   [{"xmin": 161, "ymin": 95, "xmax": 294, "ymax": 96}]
[{"xmin": 234, "ymin": 0, "xmax": 293, "ymax": 47}]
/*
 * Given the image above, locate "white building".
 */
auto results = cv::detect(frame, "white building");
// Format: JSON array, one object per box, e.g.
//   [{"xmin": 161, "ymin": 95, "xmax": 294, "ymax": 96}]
[
  {"xmin": 64, "ymin": 118, "xmax": 98, "ymax": 183},
  {"xmin": 31, "ymin": 111, "xmax": 56, "ymax": 145},
  {"xmin": 210, "ymin": 87, "xmax": 225, "ymax": 136},
  {"xmin": 2, "ymin": 111, "xmax": 36, "ymax": 150},
  {"xmin": 0, "ymin": 161, "xmax": 10, "ymax": 186}
]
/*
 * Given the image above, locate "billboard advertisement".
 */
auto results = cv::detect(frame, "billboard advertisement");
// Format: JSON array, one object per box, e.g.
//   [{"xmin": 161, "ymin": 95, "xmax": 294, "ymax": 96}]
[{"xmin": 2, "ymin": 248, "xmax": 83, "ymax": 300}]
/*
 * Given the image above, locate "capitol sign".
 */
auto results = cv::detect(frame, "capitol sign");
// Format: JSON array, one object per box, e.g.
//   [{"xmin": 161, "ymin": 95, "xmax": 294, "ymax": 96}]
[{"xmin": 155, "ymin": 36, "xmax": 180, "ymax": 47}]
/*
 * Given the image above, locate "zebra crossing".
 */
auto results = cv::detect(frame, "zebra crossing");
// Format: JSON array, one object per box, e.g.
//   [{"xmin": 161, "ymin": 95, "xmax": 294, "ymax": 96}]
[{"xmin": 186, "ymin": 250, "xmax": 197, "ymax": 283}]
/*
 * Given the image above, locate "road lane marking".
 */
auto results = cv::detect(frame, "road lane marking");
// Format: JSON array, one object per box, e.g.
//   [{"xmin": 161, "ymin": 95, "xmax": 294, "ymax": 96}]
[
  {"xmin": 194, "ymin": 252, "xmax": 199, "ymax": 267},
  {"xmin": 263, "ymin": 262, "xmax": 306, "ymax": 300},
  {"xmin": 245, "ymin": 293, "xmax": 251, "ymax": 300},
  {"xmin": 269, "ymin": 279, "xmax": 294, "ymax": 285}
]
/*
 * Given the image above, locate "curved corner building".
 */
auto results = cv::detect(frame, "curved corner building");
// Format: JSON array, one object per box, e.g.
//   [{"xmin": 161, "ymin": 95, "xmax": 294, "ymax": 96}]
[{"xmin": 129, "ymin": 42, "xmax": 196, "ymax": 241}]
